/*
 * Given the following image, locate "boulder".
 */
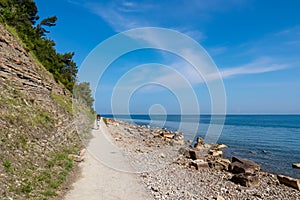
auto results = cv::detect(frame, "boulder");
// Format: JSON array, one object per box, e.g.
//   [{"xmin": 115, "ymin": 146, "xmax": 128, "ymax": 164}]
[
  {"xmin": 189, "ymin": 150, "xmax": 204, "ymax": 160},
  {"xmin": 214, "ymin": 144, "xmax": 228, "ymax": 150},
  {"xmin": 209, "ymin": 158, "xmax": 231, "ymax": 171},
  {"xmin": 292, "ymin": 163, "xmax": 300, "ymax": 169},
  {"xmin": 196, "ymin": 137, "xmax": 204, "ymax": 145},
  {"xmin": 178, "ymin": 147, "xmax": 188, "ymax": 155},
  {"xmin": 170, "ymin": 139, "xmax": 185, "ymax": 146},
  {"xmin": 231, "ymin": 173, "xmax": 259, "ymax": 187},
  {"xmin": 162, "ymin": 132, "xmax": 175, "ymax": 139},
  {"xmin": 194, "ymin": 143, "xmax": 204, "ymax": 150},
  {"xmin": 209, "ymin": 150, "xmax": 223, "ymax": 157},
  {"xmin": 189, "ymin": 159, "xmax": 209, "ymax": 170},
  {"xmin": 277, "ymin": 175, "xmax": 300, "ymax": 190},
  {"xmin": 203, "ymin": 143, "xmax": 212, "ymax": 149},
  {"xmin": 208, "ymin": 161, "xmax": 225, "ymax": 170},
  {"xmin": 229, "ymin": 157, "xmax": 260, "ymax": 174}
]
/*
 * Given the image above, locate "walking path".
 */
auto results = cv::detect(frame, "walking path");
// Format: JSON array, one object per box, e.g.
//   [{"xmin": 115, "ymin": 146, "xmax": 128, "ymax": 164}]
[{"xmin": 64, "ymin": 120, "xmax": 151, "ymax": 200}]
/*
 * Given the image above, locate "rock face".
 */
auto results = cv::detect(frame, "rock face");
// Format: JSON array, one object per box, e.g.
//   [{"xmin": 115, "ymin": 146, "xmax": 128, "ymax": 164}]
[
  {"xmin": 229, "ymin": 157, "xmax": 260, "ymax": 174},
  {"xmin": 0, "ymin": 23, "xmax": 88, "ymax": 199},
  {"xmin": 277, "ymin": 175, "xmax": 300, "ymax": 190}
]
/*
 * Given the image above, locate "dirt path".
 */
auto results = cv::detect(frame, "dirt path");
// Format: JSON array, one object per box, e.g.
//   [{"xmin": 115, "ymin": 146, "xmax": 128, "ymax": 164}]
[{"xmin": 64, "ymin": 120, "xmax": 151, "ymax": 200}]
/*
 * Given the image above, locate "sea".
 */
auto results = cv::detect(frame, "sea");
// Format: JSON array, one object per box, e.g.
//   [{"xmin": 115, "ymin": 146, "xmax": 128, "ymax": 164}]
[{"xmin": 103, "ymin": 114, "xmax": 300, "ymax": 179}]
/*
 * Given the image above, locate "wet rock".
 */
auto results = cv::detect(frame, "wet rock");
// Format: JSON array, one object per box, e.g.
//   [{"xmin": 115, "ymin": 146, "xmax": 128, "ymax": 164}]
[
  {"xmin": 231, "ymin": 173, "xmax": 259, "ymax": 187},
  {"xmin": 292, "ymin": 163, "xmax": 300, "ymax": 169},
  {"xmin": 277, "ymin": 175, "xmax": 300, "ymax": 190},
  {"xmin": 229, "ymin": 157, "xmax": 260, "ymax": 174},
  {"xmin": 213, "ymin": 144, "xmax": 228, "ymax": 150}
]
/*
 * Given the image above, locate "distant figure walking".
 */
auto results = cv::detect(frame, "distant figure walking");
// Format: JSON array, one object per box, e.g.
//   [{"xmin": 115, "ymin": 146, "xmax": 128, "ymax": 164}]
[{"xmin": 96, "ymin": 114, "xmax": 101, "ymax": 129}]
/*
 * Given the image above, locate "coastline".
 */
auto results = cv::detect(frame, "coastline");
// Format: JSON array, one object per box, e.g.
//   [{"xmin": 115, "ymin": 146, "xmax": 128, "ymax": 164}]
[{"xmin": 103, "ymin": 118, "xmax": 300, "ymax": 199}]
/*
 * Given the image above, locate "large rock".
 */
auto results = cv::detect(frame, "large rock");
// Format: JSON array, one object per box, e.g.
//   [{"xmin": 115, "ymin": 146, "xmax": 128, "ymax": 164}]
[
  {"xmin": 231, "ymin": 173, "xmax": 259, "ymax": 187},
  {"xmin": 194, "ymin": 143, "xmax": 204, "ymax": 150},
  {"xmin": 194, "ymin": 137, "xmax": 204, "ymax": 149},
  {"xmin": 209, "ymin": 158, "xmax": 231, "ymax": 171},
  {"xmin": 292, "ymin": 163, "xmax": 300, "ymax": 169},
  {"xmin": 189, "ymin": 150, "xmax": 204, "ymax": 160},
  {"xmin": 213, "ymin": 144, "xmax": 228, "ymax": 150},
  {"xmin": 277, "ymin": 175, "xmax": 300, "ymax": 190},
  {"xmin": 196, "ymin": 137, "xmax": 204, "ymax": 145},
  {"xmin": 189, "ymin": 159, "xmax": 209, "ymax": 170},
  {"xmin": 159, "ymin": 130, "xmax": 175, "ymax": 139},
  {"xmin": 229, "ymin": 157, "xmax": 260, "ymax": 174},
  {"xmin": 209, "ymin": 150, "xmax": 223, "ymax": 157}
]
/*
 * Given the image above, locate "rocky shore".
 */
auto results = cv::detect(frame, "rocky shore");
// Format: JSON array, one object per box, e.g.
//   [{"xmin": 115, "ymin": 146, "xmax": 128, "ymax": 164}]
[{"xmin": 105, "ymin": 118, "xmax": 300, "ymax": 200}]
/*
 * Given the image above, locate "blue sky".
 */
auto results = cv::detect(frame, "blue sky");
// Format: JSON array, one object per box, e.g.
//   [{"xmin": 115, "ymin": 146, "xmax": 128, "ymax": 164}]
[{"xmin": 35, "ymin": 0, "xmax": 300, "ymax": 114}]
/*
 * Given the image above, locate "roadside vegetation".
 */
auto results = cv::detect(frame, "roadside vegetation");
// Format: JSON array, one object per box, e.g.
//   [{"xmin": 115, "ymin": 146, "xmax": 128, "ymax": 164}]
[{"xmin": 0, "ymin": 0, "xmax": 96, "ymax": 199}]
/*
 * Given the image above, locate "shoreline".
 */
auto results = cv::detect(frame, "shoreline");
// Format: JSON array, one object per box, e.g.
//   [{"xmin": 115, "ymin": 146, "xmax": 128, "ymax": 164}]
[
  {"xmin": 104, "ymin": 118, "xmax": 300, "ymax": 199},
  {"xmin": 104, "ymin": 114, "xmax": 300, "ymax": 179}
]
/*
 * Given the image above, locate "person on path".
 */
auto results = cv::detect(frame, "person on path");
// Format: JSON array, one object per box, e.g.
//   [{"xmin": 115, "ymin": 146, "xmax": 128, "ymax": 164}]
[{"xmin": 96, "ymin": 114, "xmax": 101, "ymax": 129}]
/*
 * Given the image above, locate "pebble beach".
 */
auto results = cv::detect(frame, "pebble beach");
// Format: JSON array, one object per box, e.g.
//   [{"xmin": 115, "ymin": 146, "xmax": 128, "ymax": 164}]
[{"xmin": 104, "ymin": 118, "xmax": 300, "ymax": 200}]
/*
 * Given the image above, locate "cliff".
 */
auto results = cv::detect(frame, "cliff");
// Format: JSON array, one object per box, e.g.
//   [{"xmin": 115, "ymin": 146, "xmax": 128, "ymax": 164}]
[{"xmin": 0, "ymin": 23, "xmax": 90, "ymax": 199}]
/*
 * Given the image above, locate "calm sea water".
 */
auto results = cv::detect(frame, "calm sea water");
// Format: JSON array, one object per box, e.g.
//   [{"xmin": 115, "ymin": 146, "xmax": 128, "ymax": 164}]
[{"xmin": 103, "ymin": 114, "xmax": 300, "ymax": 178}]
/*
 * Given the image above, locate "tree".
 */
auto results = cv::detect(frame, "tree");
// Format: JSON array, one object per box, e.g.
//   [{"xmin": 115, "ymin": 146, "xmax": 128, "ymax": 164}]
[
  {"xmin": 36, "ymin": 16, "xmax": 57, "ymax": 37},
  {"xmin": 73, "ymin": 82, "xmax": 94, "ymax": 109},
  {"xmin": 0, "ymin": 0, "xmax": 79, "ymax": 93}
]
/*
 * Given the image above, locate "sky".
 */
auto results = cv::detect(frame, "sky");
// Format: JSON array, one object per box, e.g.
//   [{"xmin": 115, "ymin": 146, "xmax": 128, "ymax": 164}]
[{"xmin": 35, "ymin": 0, "xmax": 300, "ymax": 114}]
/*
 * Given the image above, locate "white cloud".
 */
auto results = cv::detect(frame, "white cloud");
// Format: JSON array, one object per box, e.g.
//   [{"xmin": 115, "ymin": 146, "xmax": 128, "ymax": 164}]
[
  {"xmin": 219, "ymin": 59, "xmax": 288, "ymax": 78},
  {"xmin": 153, "ymin": 57, "xmax": 290, "ymax": 89}
]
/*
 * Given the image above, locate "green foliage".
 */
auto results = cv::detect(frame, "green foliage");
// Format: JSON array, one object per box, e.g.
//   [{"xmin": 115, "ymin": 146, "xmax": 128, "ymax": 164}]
[
  {"xmin": 0, "ymin": 0, "xmax": 77, "ymax": 92},
  {"xmin": 103, "ymin": 118, "xmax": 108, "ymax": 125},
  {"xmin": 52, "ymin": 94, "xmax": 72, "ymax": 113},
  {"xmin": 3, "ymin": 159, "xmax": 11, "ymax": 172},
  {"xmin": 73, "ymin": 82, "xmax": 94, "ymax": 110}
]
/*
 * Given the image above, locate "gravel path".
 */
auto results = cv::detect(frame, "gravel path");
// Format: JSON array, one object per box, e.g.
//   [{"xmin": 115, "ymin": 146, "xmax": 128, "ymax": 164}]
[{"xmin": 64, "ymin": 120, "xmax": 151, "ymax": 200}]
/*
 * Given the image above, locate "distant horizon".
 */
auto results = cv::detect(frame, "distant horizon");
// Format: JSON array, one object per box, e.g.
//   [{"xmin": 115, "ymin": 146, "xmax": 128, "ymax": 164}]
[{"xmin": 100, "ymin": 113, "xmax": 300, "ymax": 116}]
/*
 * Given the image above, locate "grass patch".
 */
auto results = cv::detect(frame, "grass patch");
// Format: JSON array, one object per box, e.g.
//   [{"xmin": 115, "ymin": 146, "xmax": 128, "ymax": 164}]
[
  {"xmin": 103, "ymin": 117, "xmax": 108, "ymax": 125},
  {"xmin": 52, "ymin": 94, "xmax": 72, "ymax": 113},
  {"xmin": 3, "ymin": 159, "xmax": 11, "ymax": 173},
  {"xmin": 42, "ymin": 189, "xmax": 56, "ymax": 197}
]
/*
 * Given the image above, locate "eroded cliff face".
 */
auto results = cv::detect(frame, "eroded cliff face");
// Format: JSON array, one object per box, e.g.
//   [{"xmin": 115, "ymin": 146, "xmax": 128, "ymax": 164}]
[{"xmin": 0, "ymin": 24, "xmax": 86, "ymax": 199}]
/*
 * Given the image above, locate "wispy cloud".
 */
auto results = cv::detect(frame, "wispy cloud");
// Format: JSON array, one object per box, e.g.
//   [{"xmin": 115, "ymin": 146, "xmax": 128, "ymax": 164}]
[
  {"xmin": 220, "ymin": 57, "xmax": 288, "ymax": 77},
  {"xmin": 162, "ymin": 57, "xmax": 290, "ymax": 87},
  {"xmin": 112, "ymin": 57, "xmax": 290, "ymax": 92},
  {"xmin": 76, "ymin": 0, "xmax": 250, "ymax": 34}
]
